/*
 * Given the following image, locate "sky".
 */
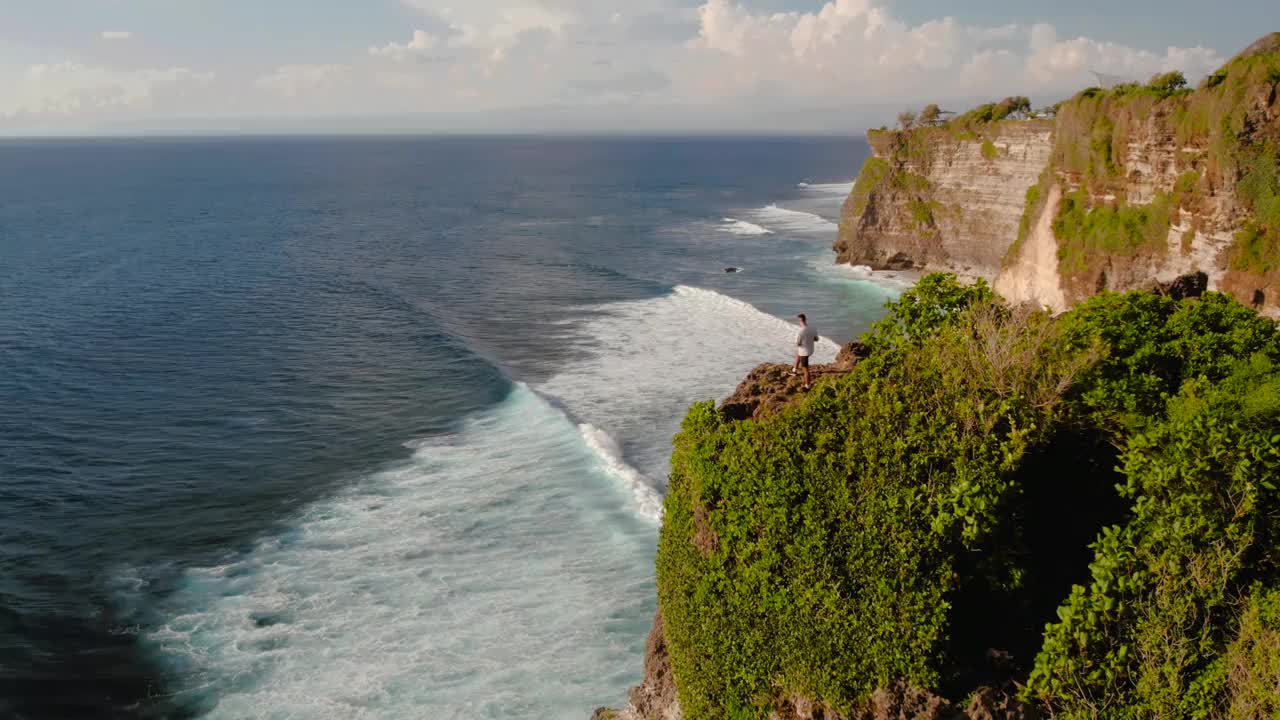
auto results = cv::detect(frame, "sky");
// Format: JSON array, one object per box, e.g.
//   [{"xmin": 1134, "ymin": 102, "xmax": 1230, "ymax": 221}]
[{"xmin": 0, "ymin": 0, "xmax": 1273, "ymax": 135}]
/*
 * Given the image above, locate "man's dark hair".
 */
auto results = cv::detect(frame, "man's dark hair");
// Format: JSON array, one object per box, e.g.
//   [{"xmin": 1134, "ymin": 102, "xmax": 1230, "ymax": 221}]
[{"xmin": 798, "ymin": 313, "xmax": 807, "ymax": 322}]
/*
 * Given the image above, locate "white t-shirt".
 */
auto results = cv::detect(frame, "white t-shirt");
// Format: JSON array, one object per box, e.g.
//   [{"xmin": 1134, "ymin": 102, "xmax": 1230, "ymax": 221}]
[{"xmin": 796, "ymin": 325, "xmax": 818, "ymax": 357}]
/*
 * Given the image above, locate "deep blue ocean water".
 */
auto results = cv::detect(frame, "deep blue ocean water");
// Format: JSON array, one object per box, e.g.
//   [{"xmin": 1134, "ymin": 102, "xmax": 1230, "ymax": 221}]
[{"xmin": 0, "ymin": 136, "xmax": 894, "ymax": 719}]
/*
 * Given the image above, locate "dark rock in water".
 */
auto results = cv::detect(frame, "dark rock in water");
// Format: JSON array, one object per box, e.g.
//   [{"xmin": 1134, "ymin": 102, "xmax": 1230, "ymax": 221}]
[{"xmin": 724, "ymin": 267, "xmax": 741, "ymax": 273}]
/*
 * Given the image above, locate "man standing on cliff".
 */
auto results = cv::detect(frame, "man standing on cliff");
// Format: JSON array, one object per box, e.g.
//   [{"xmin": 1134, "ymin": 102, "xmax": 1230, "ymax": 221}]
[{"xmin": 792, "ymin": 313, "xmax": 818, "ymax": 390}]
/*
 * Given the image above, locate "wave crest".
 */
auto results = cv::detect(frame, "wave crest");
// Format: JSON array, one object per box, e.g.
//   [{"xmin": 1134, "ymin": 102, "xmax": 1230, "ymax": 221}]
[{"xmin": 718, "ymin": 218, "xmax": 773, "ymax": 236}]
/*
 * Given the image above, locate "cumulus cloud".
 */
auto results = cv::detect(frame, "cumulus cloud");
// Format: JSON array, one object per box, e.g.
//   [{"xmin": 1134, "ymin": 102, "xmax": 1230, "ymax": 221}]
[
  {"xmin": 686, "ymin": 0, "xmax": 1225, "ymax": 103},
  {"xmin": 1, "ymin": 0, "xmax": 1234, "ymax": 131},
  {"xmin": 101, "ymin": 31, "xmax": 134, "ymax": 41},
  {"xmin": 1, "ymin": 63, "xmax": 214, "ymax": 119},
  {"xmin": 256, "ymin": 64, "xmax": 350, "ymax": 98},
  {"xmin": 370, "ymin": 30, "xmax": 444, "ymax": 59}
]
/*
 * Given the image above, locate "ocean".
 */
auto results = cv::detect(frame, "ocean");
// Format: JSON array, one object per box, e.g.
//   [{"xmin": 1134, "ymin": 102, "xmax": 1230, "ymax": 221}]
[{"xmin": 0, "ymin": 136, "xmax": 896, "ymax": 719}]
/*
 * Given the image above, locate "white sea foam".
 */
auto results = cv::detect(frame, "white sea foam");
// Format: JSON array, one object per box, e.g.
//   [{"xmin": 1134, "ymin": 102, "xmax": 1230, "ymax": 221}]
[
  {"xmin": 577, "ymin": 423, "xmax": 664, "ymax": 520},
  {"xmin": 717, "ymin": 218, "xmax": 773, "ymax": 236},
  {"xmin": 810, "ymin": 258, "xmax": 918, "ymax": 292},
  {"xmin": 143, "ymin": 385, "xmax": 658, "ymax": 719},
  {"xmin": 144, "ymin": 284, "xmax": 834, "ymax": 719},
  {"xmin": 798, "ymin": 181, "xmax": 854, "ymax": 195},
  {"xmin": 747, "ymin": 204, "xmax": 838, "ymax": 234},
  {"xmin": 536, "ymin": 285, "xmax": 838, "ymax": 485}
]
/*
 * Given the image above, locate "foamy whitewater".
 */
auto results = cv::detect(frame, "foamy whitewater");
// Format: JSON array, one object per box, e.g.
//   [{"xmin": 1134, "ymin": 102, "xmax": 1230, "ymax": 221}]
[
  {"xmin": 747, "ymin": 204, "xmax": 838, "ymax": 234},
  {"xmin": 143, "ymin": 287, "xmax": 839, "ymax": 719},
  {"xmin": 143, "ymin": 386, "xmax": 657, "ymax": 720},
  {"xmin": 718, "ymin": 218, "xmax": 773, "ymax": 236}
]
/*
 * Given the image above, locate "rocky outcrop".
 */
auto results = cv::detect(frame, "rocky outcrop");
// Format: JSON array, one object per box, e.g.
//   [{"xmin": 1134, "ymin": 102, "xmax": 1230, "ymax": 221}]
[
  {"xmin": 592, "ymin": 613, "xmax": 682, "ymax": 720},
  {"xmin": 834, "ymin": 123, "xmax": 1054, "ymax": 280},
  {"xmin": 719, "ymin": 342, "xmax": 868, "ymax": 422}
]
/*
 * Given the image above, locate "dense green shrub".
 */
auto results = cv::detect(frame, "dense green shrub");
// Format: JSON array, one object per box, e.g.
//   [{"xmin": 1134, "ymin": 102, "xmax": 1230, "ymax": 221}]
[
  {"xmin": 1028, "ymin": 358, "xmax": 1280, "ymax": 718},
  {"xmin": 656, "ymin": 275, "xmax": 1280, "ymax": 720},
  {"xmin": 1059, "ymin": 291, "xmax": 1280, "ymax": 429}
]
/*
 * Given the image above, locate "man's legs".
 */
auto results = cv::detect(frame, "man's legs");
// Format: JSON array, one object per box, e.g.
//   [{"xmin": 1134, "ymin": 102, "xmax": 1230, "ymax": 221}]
[{"xmin": 802, "ymin": 359, "xmax": 811, "ymax": 388}]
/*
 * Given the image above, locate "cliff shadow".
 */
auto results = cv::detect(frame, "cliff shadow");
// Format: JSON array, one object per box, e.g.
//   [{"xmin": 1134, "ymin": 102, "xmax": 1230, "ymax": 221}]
[{"xmin": 941, "ymin": 426, "xmax": 1128, "ymax": 696}]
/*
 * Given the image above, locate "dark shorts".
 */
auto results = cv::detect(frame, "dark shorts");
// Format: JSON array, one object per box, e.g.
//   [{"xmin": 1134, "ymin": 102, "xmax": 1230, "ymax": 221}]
[{"xmin": 797, "ymin": 355, "xmax": 810, "ymax": 368}]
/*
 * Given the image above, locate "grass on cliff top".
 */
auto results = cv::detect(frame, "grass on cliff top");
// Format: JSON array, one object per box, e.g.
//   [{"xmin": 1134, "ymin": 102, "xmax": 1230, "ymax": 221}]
[{"xmin": 657, "ymin": 274, "xmax": 1280, "ymax": 720}]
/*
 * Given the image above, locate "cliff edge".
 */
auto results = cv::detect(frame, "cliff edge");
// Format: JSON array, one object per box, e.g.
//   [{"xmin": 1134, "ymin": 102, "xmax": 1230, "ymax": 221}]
[{"xmin": 836, "ymin": 35, "xmax": 1280, "ymax": 315}]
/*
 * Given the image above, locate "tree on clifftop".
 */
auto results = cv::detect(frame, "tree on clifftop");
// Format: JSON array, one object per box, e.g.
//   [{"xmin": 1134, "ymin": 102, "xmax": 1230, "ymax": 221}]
[
  {"xmin": 919, "ymin": 104, "xmax": 941, "ymax": 125},
  {"xmin": 897, "ymin": 110, "xmax": 917, "ymax": 131},
  {"xmin": 1148, "ymin": 70, "xmax": 1189, "ymax": 94},
  {"xmin": 996, "ymin": 96, "xmax": 1032, "ymax": 119}
]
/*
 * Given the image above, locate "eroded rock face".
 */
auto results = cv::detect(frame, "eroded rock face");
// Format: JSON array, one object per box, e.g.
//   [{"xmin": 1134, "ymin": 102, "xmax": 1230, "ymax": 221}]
[
  {"xmin": 834, "ymin": 124, "xmax": 1054, "ymax": 280},
  {"xmin": 718, "ymin": 342, "xmax": 869, "ymax": 423},
  {"xmin": 592, "ymin": 612, "xmax": 683, "ymax": 720},
  {"xmin": 835, "ymin": 88, "xmax": 1280, "ymax": 316}
]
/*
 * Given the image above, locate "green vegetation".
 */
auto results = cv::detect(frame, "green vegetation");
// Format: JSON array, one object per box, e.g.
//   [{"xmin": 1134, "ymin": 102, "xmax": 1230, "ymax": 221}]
[
  {"xmin": 1223, "ymin": 585, "xmax": 1280, "ymax": 718},
  {"xmin": 981, "ymin": 139, "xmax": 998, "ymax": 161},
  {"xmin": 1003, "ymin": 168, "xmax": 1055, "ymax": 269},
  {"xmin": 1053, "ymin": 187, "xmax": 1184, "ymax": 273},
  {"xmin": 952, "ymin": 96, "xmax": 1033, "ymax": 127},
  {"xmin": 657, "ymin": 275, "xmax": 1280, "ymax": 720},
  {"xmin": 1230, "ymin": 149, "xmax": 1280, "ymax": 274},
  {"xmin": 908, "ymin": 199, "xmax": 942, "ymax": 229},
  {"xmin": 997, "ymin": 39, "xmax": 1280, "ymax": 292},
  {"xmin": 847, "ymin": 156, "xmax": 890, "ymax": 218}
]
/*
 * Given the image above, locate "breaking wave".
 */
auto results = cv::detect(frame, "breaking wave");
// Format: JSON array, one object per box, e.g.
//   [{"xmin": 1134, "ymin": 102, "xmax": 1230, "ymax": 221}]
[{"xmin": 718, "ymin": 218, "xmax": 773, "ymax": 236}]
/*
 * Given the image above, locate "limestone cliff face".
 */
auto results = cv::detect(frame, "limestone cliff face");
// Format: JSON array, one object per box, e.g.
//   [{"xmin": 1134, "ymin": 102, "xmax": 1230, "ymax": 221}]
[
  {"xmin": 837, "ymin": 37, "xmax": 1280, "ymax": 315},
  {"xmin": 834, "ymin": 123, "xmax": 1053, "ymax": 279}
]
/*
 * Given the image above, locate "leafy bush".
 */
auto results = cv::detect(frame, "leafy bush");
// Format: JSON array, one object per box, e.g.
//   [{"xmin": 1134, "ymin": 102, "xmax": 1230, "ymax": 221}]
[
  {"xmin": 657, "ymin": 276, "xmax": 1280, "ymax": 720},
  {"xmin": 1028, "ymin": 358, "xmax": 1280, "ymax": 718},
  {"xmin": 862, "ymin": 274, "xmax": 995, "ymax": 357},
  {"xmin": 658, "ymin": 278, "xmax": 1090, "ymax": 719}
]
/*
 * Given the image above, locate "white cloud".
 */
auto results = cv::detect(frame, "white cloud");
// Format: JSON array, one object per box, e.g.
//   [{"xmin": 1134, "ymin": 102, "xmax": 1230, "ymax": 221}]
[
  {"xmin": 687, "ymin": 0, "xmax": 1226, "ymax": 103},
  {"xmin": 256, "ymin": 64, "xmax": 350, "ymax": 98},
  {"xmin": 0, "ymin": 1, "xmax": 1234, "ymax": 132},
  {"xmin": 370, "ymin": 30, "xmax": 442, "ymax": 59},
  {"xmin": 1, "ymin": 62, "xmax": 214, "ymax": 119}
]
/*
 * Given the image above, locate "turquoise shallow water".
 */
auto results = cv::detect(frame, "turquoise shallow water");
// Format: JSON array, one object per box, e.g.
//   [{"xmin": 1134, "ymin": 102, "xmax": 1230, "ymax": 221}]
[{"xmin": 0, "ymin": 136, "xmax": 895, "ymax": 719}]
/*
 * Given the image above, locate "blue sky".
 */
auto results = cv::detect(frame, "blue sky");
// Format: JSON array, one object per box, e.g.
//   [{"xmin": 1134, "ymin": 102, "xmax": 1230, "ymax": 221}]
[{"xmin": 0, "ymin": 0, "xmax": 1270, "ymax": 134}]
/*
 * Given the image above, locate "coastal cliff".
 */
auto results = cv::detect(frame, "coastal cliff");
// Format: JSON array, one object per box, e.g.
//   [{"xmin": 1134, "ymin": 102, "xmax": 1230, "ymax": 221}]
[
  {"xmin": 836, "ymin": 33, "xmax": 1280, "ymax": 315},
  {"xmin": 834, "ymin": 121, "xmax": 1054, "ymax": 280},
  {"xmin": 599, "ymin": 274, "xmax": 1280, "ymax": 720},
  {"xmin": 600, "ymin": 34, "xmax": 1280, "ymax": 720}
]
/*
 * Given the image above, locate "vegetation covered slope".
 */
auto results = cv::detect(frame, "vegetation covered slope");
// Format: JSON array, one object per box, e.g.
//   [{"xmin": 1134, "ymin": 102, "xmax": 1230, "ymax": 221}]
[
  {"xmin": 1013, "ymin": 34, "xmax": 1280, "ymax": 302},
  {"xmin": 656, "ymin": 275, "xmax": 1280, "ymax": 719}
]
